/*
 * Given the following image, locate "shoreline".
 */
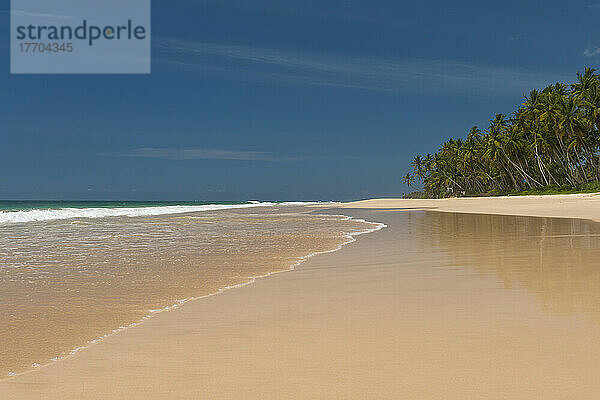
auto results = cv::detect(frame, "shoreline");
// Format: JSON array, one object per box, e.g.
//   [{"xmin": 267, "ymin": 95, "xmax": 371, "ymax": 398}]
[
  {"xmin": 4, "ymin": 207, "xmax": 600, "ymax": 398},
  {"xmin": 0, "ymin": 212, "xmax": 385, "ymax": 382},
  {"xmin": 4, "ymin": 198, "xmax": 600, "ymax": 398},
  {"xmin": 342, "ymin": 193, "xmax": 600, "ymax": 223}
]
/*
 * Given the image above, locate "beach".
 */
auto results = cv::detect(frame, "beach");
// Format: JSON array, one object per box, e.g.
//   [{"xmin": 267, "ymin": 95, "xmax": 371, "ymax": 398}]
[
  {"xmin": 0, "ymin": 203, "xmax": 375, "ymax": 377},
  {"xmin": 342, "ymin": 193, "xmax": 600, "ymax": 222},
  {"xmin": 3, "ymin": 195, "xmax": 600, "ymax": 398}
]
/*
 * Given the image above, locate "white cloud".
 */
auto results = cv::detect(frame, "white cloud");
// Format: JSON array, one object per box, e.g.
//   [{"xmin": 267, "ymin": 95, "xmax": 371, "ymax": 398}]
[
  {"xmin": 120, "ymin": 147, "xmax": 298, "ymax": 162},
  {"xmin": 154, "ymin": 38, "xmax": 567, "ymax": 96},
  {"xmin": 583, "ymin": 47, "xmax": 600, "ymax": 57},
  {"xmin": 0, "ymin": 10, "xmax": 73, "ymax": 20}
]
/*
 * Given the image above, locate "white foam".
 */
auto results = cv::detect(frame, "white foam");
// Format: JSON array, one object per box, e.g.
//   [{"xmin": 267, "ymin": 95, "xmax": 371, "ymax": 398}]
[
  {"xmin": 0, "ymin": 203, "xmax": 271, "ymax": 225},
  {"xmin": 0, "ymin": 211, "xmax": 386, "ymax": 380},
  {"xmin": 0, "ymin": 202, "xmax": 335, "ymax": 225}
]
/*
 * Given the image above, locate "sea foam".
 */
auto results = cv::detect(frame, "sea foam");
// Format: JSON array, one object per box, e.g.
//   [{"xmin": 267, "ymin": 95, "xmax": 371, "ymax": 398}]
[
  {"xmin": 0, "ymin": 201, "xmax": 329, "ymax": 225},
  {"xmin": 0, "ymin": 211, "xmax": 383, "ymax": 380}
]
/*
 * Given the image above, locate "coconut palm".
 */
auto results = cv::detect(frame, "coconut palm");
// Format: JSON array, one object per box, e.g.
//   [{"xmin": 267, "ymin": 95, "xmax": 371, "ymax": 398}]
[
  {"xmin": 403, "ymin": 68, "xmax": 600, "ymax": 198},
  {"xmin": 402, "ymin": 173, "xmax": 415, "ymax": 187}
]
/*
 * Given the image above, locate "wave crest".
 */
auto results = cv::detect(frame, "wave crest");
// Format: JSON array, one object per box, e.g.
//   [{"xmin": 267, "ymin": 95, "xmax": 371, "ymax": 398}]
[{"xmin": 0, "ymin": 201, "xmax": 330, "ymax": 225}]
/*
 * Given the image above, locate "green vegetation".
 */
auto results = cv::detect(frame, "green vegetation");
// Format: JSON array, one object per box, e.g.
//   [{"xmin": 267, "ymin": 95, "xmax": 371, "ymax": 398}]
[
  {"xmin": 509, "ymin": 181, "xmax": 600, "ymax": 196},
  {"xmin": 402, "ymin": 181, "xmax": 600, "ymax": 199},
  {"xmin": 403, "ymin": 68, "xmax": 600, "ymax": 198}
]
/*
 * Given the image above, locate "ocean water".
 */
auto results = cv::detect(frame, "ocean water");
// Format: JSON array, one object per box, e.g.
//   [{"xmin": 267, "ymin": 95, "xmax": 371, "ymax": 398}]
[
  {"xmin": 0, "ymin": 202, "xmax": 380, "ymax": 377},
  {"xmin": 0, "ymin": 201, "xmax": 327, "ymax": 224},
  {"xmin": 0, "ymin": 200, "xmax": 251, "ymax": 211}
]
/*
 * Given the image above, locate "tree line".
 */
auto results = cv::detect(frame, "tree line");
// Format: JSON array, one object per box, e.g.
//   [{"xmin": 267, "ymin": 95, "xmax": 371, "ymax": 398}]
[{"xmin": 403, "ymin": 68, "xmax": 600, "ymax": 198}]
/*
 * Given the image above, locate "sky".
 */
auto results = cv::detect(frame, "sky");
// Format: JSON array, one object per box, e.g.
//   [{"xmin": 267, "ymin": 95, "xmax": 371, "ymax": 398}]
[{"xmin": 1, "ymin": 0, "xmax": 599, "ymax": 201}]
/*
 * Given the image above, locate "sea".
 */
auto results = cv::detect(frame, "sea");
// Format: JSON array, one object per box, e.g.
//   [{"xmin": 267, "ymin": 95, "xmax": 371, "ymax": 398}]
[{"xmin": 0, "ymin": 200, "xmax": 382, "ymax": 377}]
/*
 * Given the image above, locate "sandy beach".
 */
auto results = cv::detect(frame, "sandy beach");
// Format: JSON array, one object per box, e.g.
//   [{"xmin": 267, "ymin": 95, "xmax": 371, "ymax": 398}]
[
  {"xmin": 0, "ymin": 206, "xmax": 373, "ymax": 377},
  {"xmin": 6, "ymin": 0, "xmax": 599, "ymax": 396},
  {"xmin": 3, "ymin": 195, "xmax": 600, "ymax": 399},
  {"xmin": 343, "ymin": 193, "xmax": 600, "ymax": 222}
]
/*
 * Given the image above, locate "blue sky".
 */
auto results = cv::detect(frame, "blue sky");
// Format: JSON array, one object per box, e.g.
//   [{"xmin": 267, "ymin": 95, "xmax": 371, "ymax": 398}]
[{"xmin": 1, "ymin": 0, "xmax": 599, "ymax": 200}]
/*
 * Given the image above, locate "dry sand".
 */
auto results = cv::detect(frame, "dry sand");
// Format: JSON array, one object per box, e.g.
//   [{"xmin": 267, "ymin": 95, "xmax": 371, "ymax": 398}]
[
  {"xmin": 343, "ymin": 193, "xmax": 600, "ymax": 222},
  {"xmin": 3, "ymin": 196, "xmax": 600, "ymax": 399}
]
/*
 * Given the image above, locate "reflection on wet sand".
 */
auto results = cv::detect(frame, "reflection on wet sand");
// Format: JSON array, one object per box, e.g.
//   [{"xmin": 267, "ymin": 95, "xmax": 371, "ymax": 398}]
[
  {"xmin": 2, "ymin": 208, "xmax": 600, "ymax": 399},
  {"xmin": 414, "ymin": 211, "xmax": 600, "ymax": 320},
  {"xmin": 0, "ymin": 206, "xmax": 373, "ymax": 377}
]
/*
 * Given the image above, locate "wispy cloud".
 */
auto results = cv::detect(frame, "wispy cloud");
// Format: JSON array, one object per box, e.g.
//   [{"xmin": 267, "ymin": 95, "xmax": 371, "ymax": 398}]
[
  {"xmin": 509, "ymin": 33, "xmax": 527, "ymax": 41},
  {"xmin": 583, "ymin": 47, "xmax": 600, "ymax": 57},
  {"xmin": 154, "ymin": 38, "xmax": 567, "ymax": 96},
  {"xmin": 0, "ymin": 10, "xmax": 73, "ymax": 20},
  {"xmin": 118, "ymin": 147, "xmax": 299, "ymax": 162}
]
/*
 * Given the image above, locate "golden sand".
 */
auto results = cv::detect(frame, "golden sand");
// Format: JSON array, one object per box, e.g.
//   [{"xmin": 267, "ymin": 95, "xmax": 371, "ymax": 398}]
[
  {"xmin": 0, "ymin": 206, "xmax": 373, "ymax": 376},
  {"xmin": 342, "ymin": 193, "xmax": 600, "ymax": 222},
  {"xmin": 3, "ymin": 205, "xmax": 600, "ymax": 399}
]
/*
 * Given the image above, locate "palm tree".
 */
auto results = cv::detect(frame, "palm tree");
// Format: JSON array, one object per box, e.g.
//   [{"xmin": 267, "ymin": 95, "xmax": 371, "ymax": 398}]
[
  {"xmin": 403, "ymin": 68, "xmax": 600, "ymax": 198},
  {"xmin": 411, "ymin": 155, "xmax": 426, "ymax": 181},
  {"xmin": 402, "ymin": 173, "xmax": 415, "ymax": 187}
]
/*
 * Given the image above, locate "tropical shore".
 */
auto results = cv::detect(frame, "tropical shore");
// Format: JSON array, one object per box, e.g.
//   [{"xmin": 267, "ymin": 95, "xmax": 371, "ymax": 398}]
[
  {"xmin": 3, "ymin": 195, "xmax": 600, "ymax": 399},
  {"xmin": 343, "ymin": 192, "xmax": 600, "ymax": 222},
  {"xmin": 0, "ymin": 205, "xmax": 373, "ymax": 377}
]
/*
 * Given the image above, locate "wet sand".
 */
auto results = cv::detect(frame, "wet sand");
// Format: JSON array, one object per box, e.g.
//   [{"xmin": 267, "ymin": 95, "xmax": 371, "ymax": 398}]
[
  {"xmin": 0, "ymin": 206, "xmax": 374, "ymax": 377},
  {"xmin": 3, "ymin": 207, "xmax": 600, "ymax": 399}
]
